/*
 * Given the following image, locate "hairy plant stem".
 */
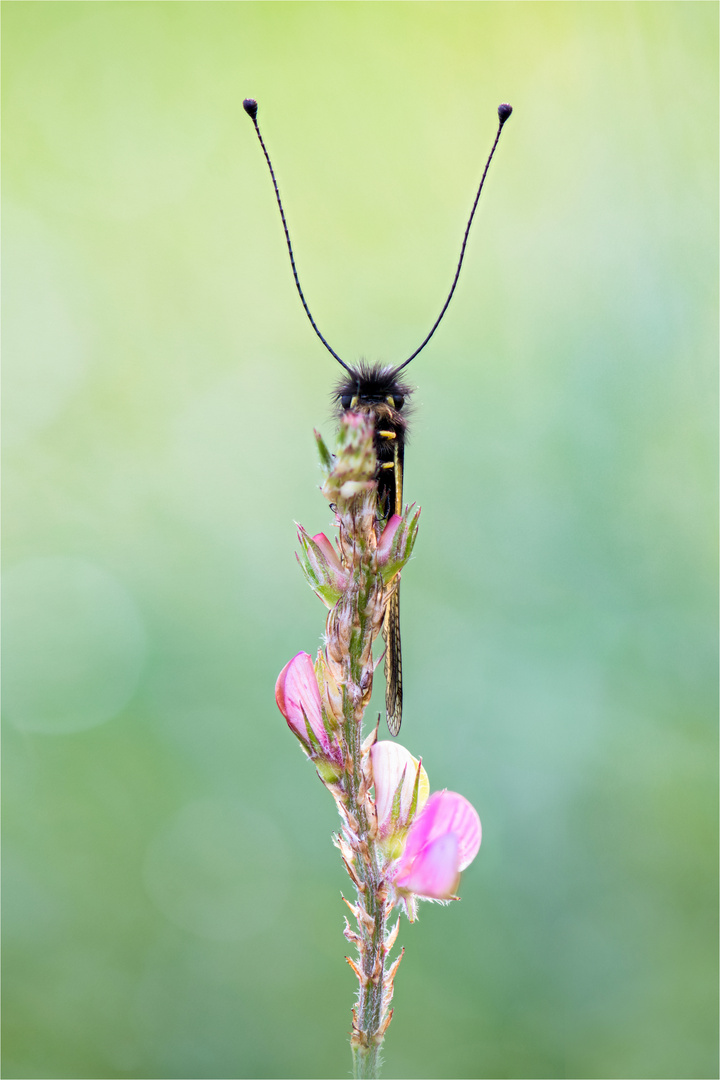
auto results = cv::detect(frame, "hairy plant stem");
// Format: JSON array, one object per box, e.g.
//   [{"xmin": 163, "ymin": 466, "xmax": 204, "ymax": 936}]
[
  {"xmin": 329, "ymin": 500, "xmax": 394, "ymax": 1079},
  {"xmin": 310, "ymin": 415, "xmax": 416, "ymax": 1079}
]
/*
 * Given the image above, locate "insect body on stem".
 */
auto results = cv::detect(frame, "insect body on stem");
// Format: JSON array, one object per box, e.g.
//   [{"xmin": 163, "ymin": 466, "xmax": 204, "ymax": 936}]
[
  {"xmin": 243, "ymin": 96, "xmax": 512, "ymax": 736},
  {"xmin": 334, "ymin": 361, "xmax": 412, "ymax": 734}
]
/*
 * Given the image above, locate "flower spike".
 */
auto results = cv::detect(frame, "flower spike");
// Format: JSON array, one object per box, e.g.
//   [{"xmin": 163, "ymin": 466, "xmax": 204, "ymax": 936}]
[{"xmin": 274, "ymin": 410, "xmax": 484, "ymax": 1069}]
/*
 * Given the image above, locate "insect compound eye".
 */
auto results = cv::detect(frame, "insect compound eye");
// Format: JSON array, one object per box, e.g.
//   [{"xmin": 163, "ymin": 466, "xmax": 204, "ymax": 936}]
[
  {"xmin": 340, "ymin": 394, "xmax": 353, "ymax": 410},
  {"xmin": 394, "ymin": 394, "xmax": 404, "ymax": 410}
]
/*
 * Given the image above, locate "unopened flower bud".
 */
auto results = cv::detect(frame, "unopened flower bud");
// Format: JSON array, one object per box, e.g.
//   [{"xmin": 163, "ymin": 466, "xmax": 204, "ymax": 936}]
[
  {"xmin": 378, "ymin": 505, "xmax": 420, "ymax": 584},
  {"xmin": 376, "ymin": 515, "xmax": 402, "ymax": 563},
  {"xmin": 275, "ymin": 652, "xmax": 342, "ymax": 765},
  {"xmin": 321, "ymin": 413, "xmax": 377, "ymax": 507},
  {"xmin": 296, "ymin": 526, "xmax": 349, "ymax": 607}
]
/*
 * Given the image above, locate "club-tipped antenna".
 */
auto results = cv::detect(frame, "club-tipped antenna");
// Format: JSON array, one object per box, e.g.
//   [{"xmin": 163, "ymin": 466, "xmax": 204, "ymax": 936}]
[
  {"xmin": 243, "ymin": 97, "xmax": 512, "ymax": 375},
  {"xmin": 393, "ymin": 102, "xmax": 512, "ymax": 374},
  {"xmin": 243, "ymin": 98, "xmax": 353, "ymax": 374}
]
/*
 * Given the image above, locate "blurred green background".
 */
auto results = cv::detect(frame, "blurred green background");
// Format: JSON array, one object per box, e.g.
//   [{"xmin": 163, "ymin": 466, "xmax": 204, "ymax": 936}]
[{"xmin": 2, "ymin": 3, "xmax": 717, "ymax": 1078}]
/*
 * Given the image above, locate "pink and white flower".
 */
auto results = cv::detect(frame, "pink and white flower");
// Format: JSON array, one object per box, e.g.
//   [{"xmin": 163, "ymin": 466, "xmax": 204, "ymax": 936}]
[
  {"xmin": 389, "ymin": 789, "xmax": 481, "ymax": 907},
  {"xmin": 275, "ymin": 652, "xmax": 342, "ymax": 764}
]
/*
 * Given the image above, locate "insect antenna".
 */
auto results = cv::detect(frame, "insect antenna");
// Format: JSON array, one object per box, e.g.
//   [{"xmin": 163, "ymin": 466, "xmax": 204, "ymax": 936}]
[
  {"xmin": 244, "ymin": 98, "xmax": 512, "ymax": 376},
  {"xmin": 393, "ymin": 102, "xmax": 513, "ymax": 374},
  {"xmin": 243, "ymin": 98, "xmax": 354, "ymax": 375}
]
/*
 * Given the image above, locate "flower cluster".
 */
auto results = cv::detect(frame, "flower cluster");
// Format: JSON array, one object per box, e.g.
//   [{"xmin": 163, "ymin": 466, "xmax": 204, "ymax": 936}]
[
  {"xmin": 274, "ymin": 412, "xmax": 481, "ymax": 1074},
  {"xmin": 277, "ymin": 655, "xmax": 481, "ymax": 917}
]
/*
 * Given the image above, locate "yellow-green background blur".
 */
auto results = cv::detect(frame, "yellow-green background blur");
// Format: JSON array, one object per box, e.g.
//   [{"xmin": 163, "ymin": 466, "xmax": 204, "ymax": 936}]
[{"xmin": 2, "ymin": 3, "xmax": 717, "ymax": 1078}]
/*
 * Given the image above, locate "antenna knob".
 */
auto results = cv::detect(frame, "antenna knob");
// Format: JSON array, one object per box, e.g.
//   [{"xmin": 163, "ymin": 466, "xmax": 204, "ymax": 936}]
[
  {"xmin": 498, "ymin": 103, "xmax": 513, "ymax": 125},
  {"xmin": 243, "ymin": 98, "xmax": 258, "ymax": 121}
]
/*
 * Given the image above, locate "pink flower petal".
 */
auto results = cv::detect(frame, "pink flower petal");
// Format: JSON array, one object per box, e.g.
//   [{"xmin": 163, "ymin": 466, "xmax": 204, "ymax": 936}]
[
  {"xmin": 391, "ymin": 790, "xmax": 481, "ymax": 900},
  {"xmin": 275, "ymin": 652, "xmax": 329, "ymax": 752},
  {"xmin": 377, "ymin": 515, "xmax": 402, "ymax": 563},
  {"xmin": 400, "ymin": 790, "xmax": 481, "ymax": 872},
  {"xmin": 394, "ymin": 832, "xmax": 461, "ymax": 899},
  {"xmin": 312, "ymin": 532, "xmax": 344, "ymax": 575}
]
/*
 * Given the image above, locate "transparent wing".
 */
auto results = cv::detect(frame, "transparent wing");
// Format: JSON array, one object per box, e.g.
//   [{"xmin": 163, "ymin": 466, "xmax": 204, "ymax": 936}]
[{"xmin": 383, "ymin": 585, "xmax": 403, "ymax": 736}]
